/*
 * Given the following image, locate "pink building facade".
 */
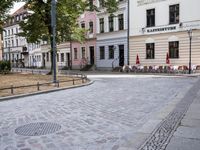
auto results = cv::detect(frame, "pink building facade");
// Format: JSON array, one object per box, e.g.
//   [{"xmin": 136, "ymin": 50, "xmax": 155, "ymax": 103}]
[{"xmin": 72, "ymin": 11, "xmax": 96, "ymax": 69}]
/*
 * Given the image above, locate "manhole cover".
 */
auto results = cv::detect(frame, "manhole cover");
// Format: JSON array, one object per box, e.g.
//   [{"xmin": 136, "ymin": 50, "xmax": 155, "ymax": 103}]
[{"xmin": 15, "ymin": 122, "xmax": 61, "ymax": 136}]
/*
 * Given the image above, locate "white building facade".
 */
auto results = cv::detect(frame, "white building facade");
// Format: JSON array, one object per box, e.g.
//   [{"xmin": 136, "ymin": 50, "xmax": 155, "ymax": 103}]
[
  {"xmin": 96, "ymin": 0, "xmax": 128, "ymax": 70},
  {"xmin": 28, "ymin": 43, "xmax": 43, "ymax": 68},
  {"xmin": 129, "ymin": 0, "xmax": 200, "ymax": 67},
  {"xmin": 3, "ymin": 6, "xmax": 30, "ymax": 67},
  {"xmin": 40, "ymin": 42, "xmax": 71, "ymax": 69}
]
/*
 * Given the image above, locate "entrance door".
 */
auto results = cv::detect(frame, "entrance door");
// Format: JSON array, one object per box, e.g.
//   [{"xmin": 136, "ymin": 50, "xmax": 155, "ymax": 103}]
[
  {"xmin": 66, "ymin": 53, "xmax": 70, "ymax": 68},
  {"xmin": 42, "ymin": 53, "xmax": 46, "ymax": 68},
  {"xmin": 119, "ymin": 45, "xmax": 124, "ymax": 66},
  {"xmin": 89, "ymin": 46, "xmax": 95, "ymax": 65}
]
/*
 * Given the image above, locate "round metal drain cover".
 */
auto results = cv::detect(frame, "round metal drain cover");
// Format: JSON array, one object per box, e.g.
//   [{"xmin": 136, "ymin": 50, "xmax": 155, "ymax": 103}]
[{"xmin": 15, "ymin": 122, "xmax": 61, "ymax": 136}]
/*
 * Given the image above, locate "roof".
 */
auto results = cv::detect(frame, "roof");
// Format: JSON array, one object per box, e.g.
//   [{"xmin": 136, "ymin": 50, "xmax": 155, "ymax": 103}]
[{"xmin": 12, "ymin": 4, "xmax": 27, "ymax": 16}]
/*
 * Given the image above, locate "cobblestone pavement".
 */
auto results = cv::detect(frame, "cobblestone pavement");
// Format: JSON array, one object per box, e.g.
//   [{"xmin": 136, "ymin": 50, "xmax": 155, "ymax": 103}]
[{"xmin": 0, "ymin": 76, "xmax": 197, "ymax": 150}]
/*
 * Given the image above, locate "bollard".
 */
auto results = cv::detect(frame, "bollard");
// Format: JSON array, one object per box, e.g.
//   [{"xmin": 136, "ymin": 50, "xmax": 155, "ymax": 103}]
[
  {"xmin": 57, "ymin": 81, "xmax": 59, "ymax": 88},
  {"xmin": 11, "ymin": 85, "xmax": 14, "ymax": 94},
  {"xmin": 85, "ymin": 75, "xmax": 88, "ymax": 81},
  {"xmin": 73, "ymin": 78, "xmax": 75, "ymax": 85},
  {"xmin": 37, "ymin": 82, "xmax": 40, "ymax": 91},
  {"xmin": 82, "ymin": 77, "xmax": 84, "ymax": 83}
]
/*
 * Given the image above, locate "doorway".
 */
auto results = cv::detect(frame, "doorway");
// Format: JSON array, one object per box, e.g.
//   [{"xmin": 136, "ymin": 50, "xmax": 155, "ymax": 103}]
[
  {"xmin": 66, "ymin": 53, "xmax": 70, "ymax": 68},
  {"xmin": 119, "ymin": 45, "xmax": 124, "ymax": 66},
  {"xmin": 89, "ymin": 46, "xmax": 95, "ymax": 65},
  {"xmin": 42, "ymin": 53, "xmax": 46, "ymax": 68}
]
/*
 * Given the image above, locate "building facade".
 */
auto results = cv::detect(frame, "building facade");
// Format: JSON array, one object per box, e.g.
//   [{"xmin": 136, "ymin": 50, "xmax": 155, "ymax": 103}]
[
  {"xmin": 96, "ymin": 0, "xmax": 128, "ymax": 70},
  {"xmin": 129, "ymin": 0, "xmax": 200, "ymax": 67},
  {"xmin": 3, "ymin": 6, "xmax": 30, "ymax": 67},
  {"xmin": 72, "ymin": 10, "xmax": 97, "ymax": 70},
  {"xmin": 40, "ymin": 42, "xmax": 71, "ymax": 69},
  {"xmin": 28, "ymin": 42, "xmax": 44, "ymax": 68}
]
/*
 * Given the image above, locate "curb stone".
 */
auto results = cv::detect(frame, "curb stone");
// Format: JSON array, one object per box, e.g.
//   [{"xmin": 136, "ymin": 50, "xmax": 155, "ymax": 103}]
[{"xmin": 0, "ymin": 80, "xmax": 94, "ymax": 102}]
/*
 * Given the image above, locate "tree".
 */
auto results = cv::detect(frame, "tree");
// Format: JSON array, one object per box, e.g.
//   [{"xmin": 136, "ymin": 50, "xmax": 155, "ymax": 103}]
[
  {"xmin": 0, "ymin": 0, "xmax": 16, "ymax": 32},
  {"xmin": 18, "ymin": 0, "xmax": 118, "ymax": 71}
]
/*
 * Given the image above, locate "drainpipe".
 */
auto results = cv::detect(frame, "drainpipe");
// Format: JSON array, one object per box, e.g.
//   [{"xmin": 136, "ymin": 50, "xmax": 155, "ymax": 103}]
[{"xmin": 127, "ymin": 0, "xmax": 130, "ymax": 65}]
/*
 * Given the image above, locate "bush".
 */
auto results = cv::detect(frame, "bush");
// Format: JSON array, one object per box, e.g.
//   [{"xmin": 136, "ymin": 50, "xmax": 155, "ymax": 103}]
[{"xmin": 0, "ymin": 61, "xmax": 11, "ymax": 74}]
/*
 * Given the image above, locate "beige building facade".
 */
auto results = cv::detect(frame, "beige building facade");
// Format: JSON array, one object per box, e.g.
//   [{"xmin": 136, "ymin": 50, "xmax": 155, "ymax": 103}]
[
  {"xmin": 130, "ymin": 30, "xmax": 200, "ymax": 66},
  {"xmin": 129, "ymin": 0, "xmax": 200, "ymax": 67}
]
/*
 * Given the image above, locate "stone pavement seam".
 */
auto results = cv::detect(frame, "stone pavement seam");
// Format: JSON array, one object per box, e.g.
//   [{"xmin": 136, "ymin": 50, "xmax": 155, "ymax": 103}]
[
  {"xmin": 138, "ymin": 77, "xmax": 200, "ymax": 150},
  {"xmin": 0, "ymin": 80, "xmax": 94, "ymax": 102}
]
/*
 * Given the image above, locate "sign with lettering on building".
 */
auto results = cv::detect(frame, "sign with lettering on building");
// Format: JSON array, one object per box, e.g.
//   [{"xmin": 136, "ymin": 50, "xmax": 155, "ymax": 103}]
[
  {"xmin": 180, "ymin": 21, "xmax": 200, "ymax": 30},
  {"xmin": 137, "ymin": 0, "xmax": 166, "ymax": 6},
  {"xmin": 142, "ymin": 25, "xmax": 178, "ymax": 35}
]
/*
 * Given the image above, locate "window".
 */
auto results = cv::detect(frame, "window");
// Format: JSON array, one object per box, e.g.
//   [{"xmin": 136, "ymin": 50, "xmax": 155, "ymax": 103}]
[
  {"xmin": 5, "ymin": 41, "xmax": 7, "ymax": 48},
  {"xmin": 89, "ymin": 21, "xmax": 93, "ymax": 33},
  {"xmin": 46, "ymin": 52, "xmax": 49, "ymax": 61},
  {"xmin": 12, "ymin": 40, "xmax": 14, "ymax": 47},
  {"xmin": 109, "ymin": 16, "xmax": 114, "ymax": 32},
  {"xmin": 81, "ymin": 47, "xmax": 86, "ymax": 58},
  {"xmin": 109, "ymin": 46, "xmax": 114, "ymax": 59},
  {"xmin": 146, "ymin": 43, "xmax": 155, "ymax": 59},
  {"xmin": 61, "ymin": 53, "xmax": 64, "ymax": 62},
  {"xmin": 99, "ymin": 18, "xmax": 104, "ymax": 33},
  {"xmin": 100, "ymin": 46, "xmax": 105, "ymax": 59},
  {"xmin": 169, "ymin": 41, "xmax": 179, "ymax": 58},
  {"xmin": 12, "ymin": 54, "xmax": 14, "ymax": 61},
  {"xmin": 74, "ymin": 48, "xmax": 78, "ymax": 59},
  {"xmin": 99, "ymin": 0, "xmax": 105, "ymax": 7},
  {"xmin": 57, "ymin": 53, "xmax": 59, "ymax": 62},
  {"xmin": 20, "ymin": 14, "xmax": 23, "ymax": 20},
  {"xmin": 118, "ymin": 14, "xmax": 124, "ymax": 30},
  {"xmin": 16, "ymin": 15, "xmax": 19, "ymax": 21},
  {"xmin": 81, "ymin": 22, "xmax": 85, "ymax": 28},
  {"xmin": 147, "ymin": 9, "xmax": 155, "ymax": 27},
  {"xmin": 16, "ymin": 39, "xmax": 18, "ymax": 47},
  {"xmin": 169, "ymin": 4, "xmax": 179, "ymax": 24}
]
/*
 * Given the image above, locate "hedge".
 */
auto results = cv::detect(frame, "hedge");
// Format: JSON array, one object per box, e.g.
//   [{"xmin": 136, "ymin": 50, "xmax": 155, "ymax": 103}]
[{"xmin": 0, "ymin": 61, "xmax": 11, "ymax": 74}]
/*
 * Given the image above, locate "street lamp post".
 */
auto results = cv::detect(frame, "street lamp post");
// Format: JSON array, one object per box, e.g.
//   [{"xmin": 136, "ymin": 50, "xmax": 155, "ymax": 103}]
[
  {"xmin": 188, "ymin": 29, "xmax": 192, "ymax": 74},
  {"xmin": 51, "ymin": 0, "xmax": 57, "ymax": 83}
]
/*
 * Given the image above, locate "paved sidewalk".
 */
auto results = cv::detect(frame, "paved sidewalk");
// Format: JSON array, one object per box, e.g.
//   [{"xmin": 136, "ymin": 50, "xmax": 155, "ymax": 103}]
[
  {"xmin": 11, "ymin": 68, "xmax": 200, "ymax": 77},
  {"xmin": 0, "ymin": 77, "xmax": 196, "ymax": 150},
  {"xmin": 166, "ymin": 87, "xmax": 200, "ymax": 150}
]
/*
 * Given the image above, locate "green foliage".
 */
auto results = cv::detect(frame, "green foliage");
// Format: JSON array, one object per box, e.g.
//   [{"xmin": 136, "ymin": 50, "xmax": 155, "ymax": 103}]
[
  {"xmin": 19, "ymin": 0, "xmax": 119, "ymax": 44},
  {"xmin": 0, "ymin": 0, "xmax": 14, "ymax": 32},
  {"xmin": 18, "ymin": 0, "xmax": 118, "ymax": 70},
  {"xmin": 19, "ymin": 0, "xmax": 87, "ymax": 44},
  {"xmin": 104, "ymin": 0, "xmax": 119, "ymax": 14},
  {"xmin": 0, "ymin": 61, "xmax": 11, "ymax": 74}
]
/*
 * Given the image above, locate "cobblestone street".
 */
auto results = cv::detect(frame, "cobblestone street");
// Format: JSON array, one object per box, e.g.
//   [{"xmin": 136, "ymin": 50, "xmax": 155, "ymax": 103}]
[{"xmin": 0, "ymin": 76, "xmax": 198, "ymax": 150}]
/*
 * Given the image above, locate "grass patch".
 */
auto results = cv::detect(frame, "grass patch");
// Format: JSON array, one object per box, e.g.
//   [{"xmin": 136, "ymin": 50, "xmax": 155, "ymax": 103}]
[{"xmin": 0, "ymin": 73, "xmax": 85, "ymax": 97}]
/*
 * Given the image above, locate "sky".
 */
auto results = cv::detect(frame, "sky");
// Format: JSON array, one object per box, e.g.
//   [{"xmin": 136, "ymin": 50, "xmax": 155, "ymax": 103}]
[{"xmin": 9, "ymin": 2, "xmax": 26, "ymax": 14}]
